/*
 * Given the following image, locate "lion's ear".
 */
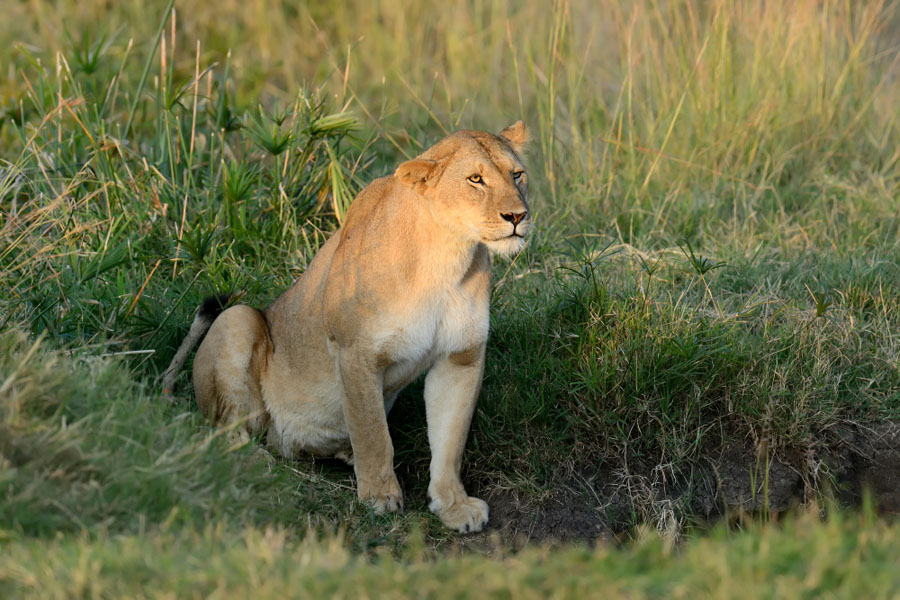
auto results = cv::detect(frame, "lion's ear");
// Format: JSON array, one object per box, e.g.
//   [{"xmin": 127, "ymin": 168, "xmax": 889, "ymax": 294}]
[
  {"xmin": 395, "ymin": 158, "xmax": 438, "ymax": 193},
  {"xmin": 499, "ymin": 120, "xmax": 529, "ymax": 153}
]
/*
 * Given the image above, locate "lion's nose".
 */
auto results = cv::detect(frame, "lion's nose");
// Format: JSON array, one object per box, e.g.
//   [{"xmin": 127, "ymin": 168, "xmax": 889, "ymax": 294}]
[{"xmin": 500, "ymin": 211, "xmax": 527, "ymax": 226}]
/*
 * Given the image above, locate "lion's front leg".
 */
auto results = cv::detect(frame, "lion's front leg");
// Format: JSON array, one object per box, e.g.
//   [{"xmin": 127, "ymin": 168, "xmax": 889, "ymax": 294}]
[
  {"xmin": 337, "ymin": 347, "xmax": 403, "ymax": 514},
  {"xmin": 424, "ymin": 344, "xmax": 489, "ymax": 533}
]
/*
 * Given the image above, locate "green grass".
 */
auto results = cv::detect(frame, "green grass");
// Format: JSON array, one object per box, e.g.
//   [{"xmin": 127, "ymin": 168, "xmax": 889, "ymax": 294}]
[
  {"xmin": 0, "ymin": 331, "xmax": 297, "ymax": 537},
  {"xmin": 2, "ymin": 328, "xmax": 898, "ymax": 597},
  {"xmin": 2, "ymin": 0, "xmax": 900, "ymax": 593},
  {"xmin": 0, "ymin": 329, "xmax": 441, "ymax": 548},
  {"xmin": 3, "ymin": 508, "xmax": 899, "ymax": 598}
]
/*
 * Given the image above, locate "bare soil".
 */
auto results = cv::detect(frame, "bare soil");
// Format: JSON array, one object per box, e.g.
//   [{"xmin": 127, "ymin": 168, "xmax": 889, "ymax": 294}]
[{"xmin": 476, "ymin": 421, "xmax": 900, "ymax": 546}]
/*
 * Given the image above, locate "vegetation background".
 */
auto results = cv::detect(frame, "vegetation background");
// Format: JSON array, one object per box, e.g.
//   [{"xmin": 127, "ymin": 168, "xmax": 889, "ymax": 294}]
[{"xmin": 2, "ymin": 0, "xmax": 899, "ymax": 595}]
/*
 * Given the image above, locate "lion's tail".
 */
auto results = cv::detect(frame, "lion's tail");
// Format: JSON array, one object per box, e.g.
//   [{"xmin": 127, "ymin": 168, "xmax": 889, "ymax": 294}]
[{"xmin": 161, "ymin": 294, "xmax": 230, "ymax": 397}]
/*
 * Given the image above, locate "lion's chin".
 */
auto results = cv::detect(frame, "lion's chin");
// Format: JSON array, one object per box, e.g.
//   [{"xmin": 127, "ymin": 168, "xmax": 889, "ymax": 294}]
[{"xmin": 483, "ymin": 234, "xmax": 527, "ymax": 257}]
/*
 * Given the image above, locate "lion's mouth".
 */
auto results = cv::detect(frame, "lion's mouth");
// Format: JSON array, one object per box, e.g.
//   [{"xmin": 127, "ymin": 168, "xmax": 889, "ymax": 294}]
[
  {"xmin": 482, "ymin": 231, "xmax": 528, "ymax": 256},
  {"xmin": 485, "ymin": 233, "xmax": 524, "ymax": 243}
]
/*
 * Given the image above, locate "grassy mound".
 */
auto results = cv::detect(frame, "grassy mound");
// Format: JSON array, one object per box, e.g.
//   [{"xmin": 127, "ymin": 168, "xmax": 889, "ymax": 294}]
[{"xmin": 0, "ymin": 330, "xmax": 307, "ymax": 536}]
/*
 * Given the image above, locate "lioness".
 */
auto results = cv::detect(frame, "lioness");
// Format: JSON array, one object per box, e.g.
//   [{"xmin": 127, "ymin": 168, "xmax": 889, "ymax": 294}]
[{"xmin": 163, "ymin": 122, "xmax": 531, "ymax": 533}]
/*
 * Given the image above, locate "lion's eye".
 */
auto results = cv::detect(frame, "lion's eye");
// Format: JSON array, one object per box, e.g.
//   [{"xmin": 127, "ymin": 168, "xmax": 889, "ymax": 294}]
[
  {"xmin": 467, "ymin": 174, "xmax": 484, "ymax": 185},
  {"xmin": 513, "ymin": 170, "xmax": 525, "ymax": 182}
]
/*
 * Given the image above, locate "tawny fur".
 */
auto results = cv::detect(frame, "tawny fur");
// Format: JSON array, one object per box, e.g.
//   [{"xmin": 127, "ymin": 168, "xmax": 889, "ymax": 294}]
[{"xmin": 163, "ymin": 122, "xmax": 531, "ymax": 533}]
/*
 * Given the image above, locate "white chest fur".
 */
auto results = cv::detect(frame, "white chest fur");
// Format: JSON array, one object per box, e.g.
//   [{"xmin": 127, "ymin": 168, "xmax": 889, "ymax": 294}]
[
  {"xmin": 378, "ymin": 286, "xmax": 489, "ymax": 391},
  {"xmin": 434, "ymin": 285, "xmax": 489, "ymax": 354}
]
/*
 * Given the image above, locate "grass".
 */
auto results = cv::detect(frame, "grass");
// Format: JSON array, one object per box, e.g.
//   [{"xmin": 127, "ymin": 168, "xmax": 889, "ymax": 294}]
[
  {"xmin": 0, "ymin": 331, "xmax": 298, "ymax": 537},
  {"xmin": 2, "ymin": 0, "xmax": 900, "ymax": 593},
  {"xmin": 2, "ymin": 507, "xmax": 899, "ymax": 598},
  {"xmin": 2, "ymin": 330, "xmax": 899, "ymax": 597},
  {"xmin": 0, "ymin": 329, "xmax": 435, "ymax": 549}
]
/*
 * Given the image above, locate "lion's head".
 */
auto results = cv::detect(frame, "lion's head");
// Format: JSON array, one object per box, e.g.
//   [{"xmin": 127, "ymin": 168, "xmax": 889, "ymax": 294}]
[{"xmin": 394, "ymin": 121, "xmax": 531, "ymax": 256}]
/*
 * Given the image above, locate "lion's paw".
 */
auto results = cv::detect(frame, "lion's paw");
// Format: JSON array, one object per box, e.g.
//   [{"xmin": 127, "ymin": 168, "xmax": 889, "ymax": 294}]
[
  {"xmin": 358, "ymin": 475, "xmax": 404, "ymax": 515},
  {"xmin": 430, "ymin": 496, "xmax": 489, "ymax": 534},
  {"xmin": 334, "ymin": 447, "xmax": 355, "ymax": 466},
  {"xmin": 370, "ymin": 492, "xmax": 403, "ymax": 515}
]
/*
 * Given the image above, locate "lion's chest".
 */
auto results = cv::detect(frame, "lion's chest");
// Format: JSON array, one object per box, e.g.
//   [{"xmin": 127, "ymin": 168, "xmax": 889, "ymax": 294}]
[
  {"xmin": 380, "ymin": 288, "xmax": 489, "ymax": 391},
  {"xmin": 433, "ymin": 286, "xmax": 490, "ymax": 355}
]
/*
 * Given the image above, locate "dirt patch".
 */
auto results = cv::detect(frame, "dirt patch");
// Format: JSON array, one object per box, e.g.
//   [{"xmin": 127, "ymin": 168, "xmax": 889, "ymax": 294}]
[
  {"xmin": 486, "ymin": 485, "xmax": 613, "ymax": 546},
  {"xmin": 709, "ymin": 445, "xmax": 804, "ymax": 515},
  {"xmin": 834, "ymin": 422, "xmax": 900, "ymax": 515},
  {"xmin": 477, "ymin": 421, "xmax": 900, "ymax": 546},
  {"xmin": 482, "ymin": 463, "xmax": 696, "ymax": 546},
  {"xmin": 858, "ymin": 423, "xmax": 900, "ymax": 513}
]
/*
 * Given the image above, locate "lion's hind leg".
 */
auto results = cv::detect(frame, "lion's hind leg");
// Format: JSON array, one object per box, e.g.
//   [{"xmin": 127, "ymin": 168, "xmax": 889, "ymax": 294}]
[{"xmin": 192, "ymin": 305, "xmax": 271, "ymax": 444}]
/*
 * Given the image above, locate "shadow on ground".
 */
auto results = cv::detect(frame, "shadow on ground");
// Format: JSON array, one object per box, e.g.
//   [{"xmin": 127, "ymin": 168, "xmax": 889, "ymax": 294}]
[{"xmin": 472, "ymin": 421, "xmax": 900, "ymax": 546}]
